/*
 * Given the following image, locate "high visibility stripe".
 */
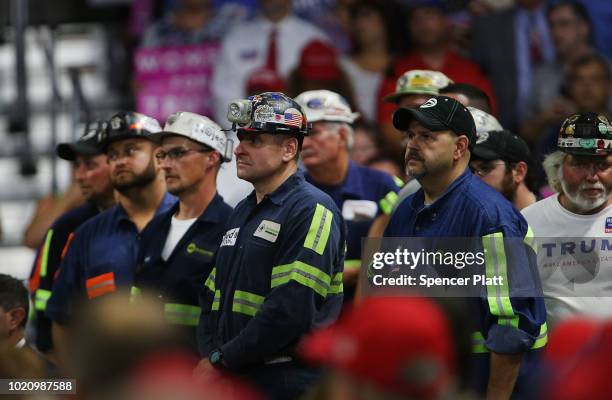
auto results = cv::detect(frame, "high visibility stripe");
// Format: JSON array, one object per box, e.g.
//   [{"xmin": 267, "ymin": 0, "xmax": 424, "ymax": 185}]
[
  {"xmin": 393, "ymin": 176, "xmax": 405, "ymax": 188},
  {"xmin": 85, "ymin": 272, "xmax": 116, "ymax": 299},
  {"xmin": 212, "ymin": 290, "xmax": 221, "ymax": 311},
  {"xmin": 232, "ymin": 290, "xmax": 265, "ymax": 317},
  {"xmin": 40, "ymin": 230, "xmax": 54, "ymax": 278},
  {"xmin": 164, "ymin": 303, "xmax": 201, "ymax": 326},
  {"xmin": 34, "ymin": 289, "xmax": 52, "ymax": 311},
  {"xmin": 483, "ymin": 232, "xmax": 519, "ymax": 328},
  {"xmin": 344, "ymin": 259, "xmax": 361, "ymax": 270},
  {"xmin": 271, "ymin": 261, "xmax": 331, "ymax": 298},
  {"xmin": 471, "ymin": 323, "xmax": 548, "ymax": 353},
  {"xmin": 379, "ymin": 191, "xmax": 399, "ymax": 215},
  {"xmin": 524, "ymin": 225, "xmax": 537, "ymax": 255},
  {"xmin": 61, "ymin": 232, "xmax": 74, "ymax": 261},
  {"xmin": 129, "ymin": 286, "xmax": 142, "ymax": 304},
  {"xmin": 330, "ymin": 272, "xmax": 343, "ymax": 295},
  {"xmin": 304, "ymin": 204, "xmax": 333, "ymax": 255},
  {"xmin": 204, "ymin": 268, "xmax": 216, "ymax": 293}
]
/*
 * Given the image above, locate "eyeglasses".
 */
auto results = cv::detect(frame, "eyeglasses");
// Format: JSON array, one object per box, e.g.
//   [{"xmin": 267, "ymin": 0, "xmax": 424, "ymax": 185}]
[
  {"xmin": 155, "ymin": 148, "xmax": 211, "ymax": 162},
  {"xmin": 470, "ymin": 162, "xmax": 506, "ymax": 177},
  {"xmin": 566, "ymin": 160, "xmax": 612, "ymax": 174}
]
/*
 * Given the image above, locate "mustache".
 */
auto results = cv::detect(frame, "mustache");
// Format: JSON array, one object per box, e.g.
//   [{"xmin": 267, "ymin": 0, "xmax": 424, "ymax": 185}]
[
  {"xmin": 405, "ymin": 150, "xmax": 423, "ymax": 161},
  {"xmin": 580, "ymin": 182, "xmax": 605, "ymax": 191}
]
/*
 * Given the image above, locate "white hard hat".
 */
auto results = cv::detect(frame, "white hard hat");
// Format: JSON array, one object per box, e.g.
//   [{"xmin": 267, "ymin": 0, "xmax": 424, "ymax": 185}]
[
  {"xmin": 153, "ymin": 112, "xmax": 233, "ymax": 161},
  {"xmin": 294, "ymin": 90, "xmax": 360, "ymax": 124},
  {"xmin": 468, "ymin": 107, "xmax": 503, "ymax": 135}
]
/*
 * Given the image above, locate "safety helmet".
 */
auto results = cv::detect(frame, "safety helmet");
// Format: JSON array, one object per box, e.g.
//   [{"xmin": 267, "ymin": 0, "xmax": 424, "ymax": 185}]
[
  {"xmin": 468, "ymin": 107, "xmax": 503, "ymax": 136},
  {"xmin": 100, "ymin": 111, "xmax": 162, "ymax": 149},
  {"xmin": 57, "ymin": 120, "xmax": 107, "ymax": 161},
  {"xmin": 226, "ymin": 92, "xmax": 309, "ymax": 136},
  {"xmin": 151, "ymin": 112, "xmax": 233, "ymax": 162},
  {"xmin": 383, "ymin": 70, "xmax": 453, "ymax": 103},
  {"xmin": 294, "ymin": 90, "xmax": 360, "ymax": 124},
  {"xmin": 557, "ymin": 112, "xmax": 612, "ymax": 156}
]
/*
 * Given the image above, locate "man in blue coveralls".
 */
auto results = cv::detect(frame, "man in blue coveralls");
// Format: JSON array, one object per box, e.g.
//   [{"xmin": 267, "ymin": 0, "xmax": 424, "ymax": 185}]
[
  {"xmin": 133, "ymin": 111, "xmax": 233, "ymax": 353},
  {"xmin": 46, "ymin": 111, "xmax": 176, "ymax": 367},
  {"xmin": 195, "ymin": 92, "xmax": 346, "ymax": 400},
  {"xmin": 384, "ymin": 96, "xmax": 547, "ymax": 398},
  {"xmin": 28, "ymin": 120, "xmax": 115, "ymax": 360},
  {"xmin": 295, "ymin": 90, "xmax": 401, "ymax": 302}
]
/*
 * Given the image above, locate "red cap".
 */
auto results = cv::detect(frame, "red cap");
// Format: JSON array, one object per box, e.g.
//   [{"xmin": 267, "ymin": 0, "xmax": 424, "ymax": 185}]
[
  {"xmin": 300, "ymin": 296, "xmax": 456, "ymax": 398},
  {"xmin": 245, "ymin": 67, "xmax": 285, "ymax": 96},
  {"xmin": 298, "ymin": 40, "xmax": 341, "ymax": 81},
  {"xmin": 542, "ymin": 318, "xmax": 612, "ymax": 400}
]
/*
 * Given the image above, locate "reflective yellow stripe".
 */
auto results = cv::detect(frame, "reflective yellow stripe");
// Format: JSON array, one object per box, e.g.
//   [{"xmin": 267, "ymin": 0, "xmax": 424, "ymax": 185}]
[
  {"xmin": 232, "ymin": 290, "xmax": 265, "ymax": 317},
  {"xmin": 379, "ymin": 191, "xmax": 399, "ymax": 215},
  {"xmin": 524, "ymin": 225, "xmax": 537, "ymax": 255},
  {"xmin": 393, "ymin": 176, "xmax": 405, "ymax": 188},
  {"xmin": 483, "ymin": 232, "xmax": 519, "ymax": 328},
  {"xmin": 344, "ymin": 259, "xmax": 361, "ymax": 270},
  {"xmin": 271, "ymin": 261, "xmax": 331, "ymax": 298},
  {"xmin": 330, "ymin": 272, "xmax": 343, "ymax": 295},
  {"xmin": 164, "ymin": 303, "xmax": 201, "ymax": 326},
  {"xmin": 204, "ymin": 268, "xmax": 216, "ymax": 293},
  {"xmin": 304, "ymin": 204, "xmax": 333, "ymax": 255},
  {"xmin": 472, "ymin": 324, "xmax": 547, "ymax": 353},
  {"xmin": 532, "ymin": 323, "xmax": 548, "ymax": 349},
  {"xmin": 34, "ymin": 289, "xmax": 52, "ymax": 311},
  {"xmin": 212, "ymin": 290, "xmax": 221, "ymax": 311},
  {"xmin": 129, "ymin": 286, "xmax": 142, "ymax": 304},
  {"xmin": 40, "ymin": 230, "xmax": 54, "ymax": 278}
]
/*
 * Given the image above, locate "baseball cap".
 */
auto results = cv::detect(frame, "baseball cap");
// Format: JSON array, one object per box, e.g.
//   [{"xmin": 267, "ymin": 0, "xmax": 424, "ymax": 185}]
[
  {"xmin": 472, "ymin": 130, "xmax": 531, "ymax": 163},
  {"xmin": 383, "ymin": 70, "xmax": 453, "ymax": 103},
  {"xmin": 468, "ymin": 107, "xmax": 503, "ymax": 135},
  {"xmin": 152, "ymin": 111, "xmax": 233, "ymax": 162},
  {"xmin": 57, "ymin": 120, "xmax": 107, "ymax": 161},
  {"xmin": 294, "ymin": 90, "xmax": 360, "ymax": 124},
  {"xmin": 297, "ymin": 40, "xmax": 341, "ymax": 81},
  {"xmin": 100, "ymin": 111, "xmax": 162, "ymax": 149},
  {"xmin": 300, "ymin": 296, "xmax": 456, "ymax": 398},
  {"xmin": 393, "ymin": 96, "xmax": 477, "ymax": 146}
]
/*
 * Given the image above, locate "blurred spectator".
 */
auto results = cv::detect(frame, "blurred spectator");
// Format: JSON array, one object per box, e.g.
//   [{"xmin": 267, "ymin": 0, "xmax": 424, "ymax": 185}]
[
  {"xmin": 380, "ymin": 69, "xmax": 453, "ymax": 165},
  {"xmin": 0, "ymin": 274, "xmax": 47, "ymax": 378},
  {"xmin": 524, "ymin": 1, "xmax": 599, "ymax": 122},
  {"xmin": 440, "ymin": 82, "xmax": 493, "ymax": 113},
  {"xmin": 293, "ymin": 0, "xmax": 352, "ymax": 55},
  {"xmin": 141, "ymin": 0, "xmax": 237, "ymax": 47},
  {"xmin": 367, "ymin": 156, "xmax": 403, "ymax": 180},
  {"xmin": 286, "ymin": 40, "xmax": 357, "ymax": 111},
  {"xmin": 472, "ymin": 0, "xmax": 555, "ymax": 130},
  {"xmin": 350, "ymin": 120, "xmax": 382, "ymax": 166},
  {"xmin": 376, "ymin": 1, "xmax": 495, "ymax": 145},
  {"xmin": 300, "ymin": 296, "xmax": 459, "ymax": 400},
  {"xmin": 340, "ymin": 0, "xmax": 406, "ymax": 122},
  {"xmin": 524, "ymin": 54, "xmax": 611, "ymax": 188},
  {"xmin": 470, "ymin": 130, "xmax": 538, "ymax": 209},
  {"xmin": 212, "ymin": 0, "xmax": 327, "ymax": 125}
]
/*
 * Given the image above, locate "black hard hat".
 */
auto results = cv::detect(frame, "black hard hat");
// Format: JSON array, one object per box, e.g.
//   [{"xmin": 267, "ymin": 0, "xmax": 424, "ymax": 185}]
[
  {"xmin": 557, "ymin": 112, "xmax": 612, "ymax": 156},
  {"xmin": 100, "ymin": 111, "xmax": 162, "ymax": 149},
  {"xmin": 227, "ymin": 92, "xmax": 309, "ymax": 136},
  {"xmin": 56, "ymin": 120, "xmax": 107, "ymax": 161}
]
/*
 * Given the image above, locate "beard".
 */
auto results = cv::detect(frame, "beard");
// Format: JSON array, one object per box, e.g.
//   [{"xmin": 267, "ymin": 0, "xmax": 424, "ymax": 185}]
[
  {"xmin": 112, "ymin": 159, "xmax": 157, "ymax": 194},
  {"xmin": 500, "ymin": 170, "xmax": 518, "ymax": 202},
  {"xmin": 559, "ymin": 169, "xmax": 611, "ymax": 212}
]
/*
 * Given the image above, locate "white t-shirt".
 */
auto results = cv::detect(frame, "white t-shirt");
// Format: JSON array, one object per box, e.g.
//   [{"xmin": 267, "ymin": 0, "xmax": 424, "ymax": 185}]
[
  {"xmin": 521, "ymin": 194, "xmax": 612, "ymax": 327},
  {"xmin": 161, "ymin": 216, "xmax": 198, "ymax": 261},
  {"xmin": 340, "ymin": 58, "xmax": 382, "ymax": 122}
]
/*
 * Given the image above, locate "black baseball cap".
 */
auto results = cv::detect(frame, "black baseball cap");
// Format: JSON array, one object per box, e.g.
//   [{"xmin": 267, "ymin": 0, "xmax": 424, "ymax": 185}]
[
  {"xmin": 392, "ymin": 96, "xmax": 477, "ymax": 148},
  {"xmin": 472, "ymin": 130, "xmax": 531, "ymax": 163},
  {"xmin": 56, "ymin": 120, "xmax": 107, "ymax": 161}
]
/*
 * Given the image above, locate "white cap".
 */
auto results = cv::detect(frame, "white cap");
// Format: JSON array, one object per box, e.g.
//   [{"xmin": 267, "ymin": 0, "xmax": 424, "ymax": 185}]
[
  {"xmin": 154, "ymin": 112, "xmax": 233, "ymax": 161},
  {"xmin": 294, "ymin": 90, "xmax": 360, "ymax": 124},
  {"xmin": 468, "ymin": 107, "xmax": 503, "ymax": 135}
]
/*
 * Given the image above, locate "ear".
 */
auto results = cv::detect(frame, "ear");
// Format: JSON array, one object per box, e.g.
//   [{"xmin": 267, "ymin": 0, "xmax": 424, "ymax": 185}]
[
  {"xmin": 8, "ymin": 308, "xmax": 26, "ymax": 331},
  {"xmin": 207, "ymin": 151, "xmax": 221, "ymax": 169},
  {"xmin": 338, "ymin": 125, "xmax": 349, "ymax": 148},
  {"xmin": 282, "ymin": 137, "xmax": 299, "ymax": 162},
  {"xmin": 513, "ymin": 161, "xmax": 528, "ymax": 184},
  {"xmin": 454, "ymin": 135, "xmax": 469, "ymax": 160}
]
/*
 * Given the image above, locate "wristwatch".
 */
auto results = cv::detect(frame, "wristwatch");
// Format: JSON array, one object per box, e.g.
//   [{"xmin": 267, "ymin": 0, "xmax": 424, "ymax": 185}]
[{"xmin": 209, "ymin": 348, "xmax": 225, "ymax": 369}]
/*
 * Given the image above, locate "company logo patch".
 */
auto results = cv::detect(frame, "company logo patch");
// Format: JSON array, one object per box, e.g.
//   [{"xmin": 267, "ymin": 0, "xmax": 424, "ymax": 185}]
[
  {"xmin": 221, "ymin": 228, "xmax": 240, "ymax": 247},
  {"xmin": 254, "ymin": 220, "xmax": 281, "ymax": 243},
  {"xmin": 476, "ymin": 131, "xmax": 489, "ymax": 144},
  {"xmin": 420, "ymin": 98, "xmax": 437, "ymax": 108},
  {"xmin": 606, "ymin": 217, "xmax": 612, "ymax": 233}
]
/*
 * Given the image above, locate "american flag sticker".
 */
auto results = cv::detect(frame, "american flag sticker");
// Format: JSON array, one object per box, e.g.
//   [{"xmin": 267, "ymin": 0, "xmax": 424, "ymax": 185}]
[{"xmin": 283, "ymin": 108, "xmax": 303, "ymax": 127}]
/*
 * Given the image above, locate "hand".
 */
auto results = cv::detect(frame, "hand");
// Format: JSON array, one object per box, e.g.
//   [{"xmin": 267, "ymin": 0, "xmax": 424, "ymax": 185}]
[{"xmin": 193, "ymin": 358, "xmax": 218, "ymax": 384}]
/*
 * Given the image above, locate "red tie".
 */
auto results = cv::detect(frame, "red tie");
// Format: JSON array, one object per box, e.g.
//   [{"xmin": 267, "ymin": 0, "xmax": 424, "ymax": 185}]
[
  {"xmin": 265, "ymin": 28, "xmax": 278, "ymax": 72},
  {"xmin": 528, "ymin": 14, "xmax": 542, "ymax": 66}
]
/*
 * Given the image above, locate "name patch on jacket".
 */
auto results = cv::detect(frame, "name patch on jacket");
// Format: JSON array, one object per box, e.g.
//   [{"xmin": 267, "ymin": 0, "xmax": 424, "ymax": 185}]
[
  {"xmin": 221, "ymin": 228, "xmax": 240, "ymax": 247},
  {"xmin": 254, "ymin": 220, "xmax": 281, "ymax": 243}
]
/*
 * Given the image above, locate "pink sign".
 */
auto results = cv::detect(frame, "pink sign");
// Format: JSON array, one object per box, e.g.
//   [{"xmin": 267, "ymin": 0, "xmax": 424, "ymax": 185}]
[{"xmin": 134, "ymin": 43, "xmax": 220, "ymax": 122}]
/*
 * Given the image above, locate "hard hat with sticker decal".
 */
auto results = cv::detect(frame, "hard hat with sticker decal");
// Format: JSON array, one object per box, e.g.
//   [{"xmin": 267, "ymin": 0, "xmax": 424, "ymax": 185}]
[
  {"xmin": 295, "ymin": 90, "xmax": 360, "ymax": 124},
  {"xmin": 558, "ymin": 112, "xmax": 612, "ymax": 155},
  {"xmin": 100, "ymin": 111, "xmax": 162, "ymax": 149}
]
